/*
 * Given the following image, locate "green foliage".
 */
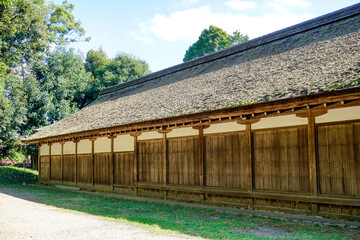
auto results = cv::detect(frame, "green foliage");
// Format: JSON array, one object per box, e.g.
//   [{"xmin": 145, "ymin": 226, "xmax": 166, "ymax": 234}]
[
  {"xmin": 0, "ymin": 166, "xmax": 38, "ymax": 184},
  {"xmin": 0, "ymin": 0, "xmax": 88, "ymax": 67},
  {"xmin": 183, "ymin": 25, "xmax": 249, "ymax": 62},
  {"xmin": 83, "ymin": 49, "xmax": 150, "ymax": 106}
]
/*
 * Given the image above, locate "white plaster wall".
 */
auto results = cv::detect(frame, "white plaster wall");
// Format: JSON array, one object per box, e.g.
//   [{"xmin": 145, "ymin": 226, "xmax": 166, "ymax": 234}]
[
  {"xmin": 39, "ymin": 144, "xmax": 50, "ymax": 156},
  {"xmin": 316, "ymin": 106, "xmax": 360, "ymax": 123},
  {"xmin": 94, "ymin": 137, "xmax": 111, "ymax": 153},
  {"xmin": 114, "ymin": 134, "xmax": 134, "ymax": 152},
  {"xmin": 78, "ymin": 139, "xmax": 92, "ymax": 154},
  {"xmin": 167, "ymin": 127, "xmax": 199, "ymax": 138},
  {"xmin": 252, "ymin": 115, "xmax": 307, "ymax": 130},
  {"xmin": 137, "ymin": 131, "xmax": 163, "ymax": 140},
  {"xmin": 51, "ymin": 143, "xmax": 62, "ymax": 155},
  {"xmin": 63, "ymin": 141, "xmax": 75, "ymax": 155},
  {"xmin": 204, "ymin": 122, "xmax": 245, "ymax": 134}
]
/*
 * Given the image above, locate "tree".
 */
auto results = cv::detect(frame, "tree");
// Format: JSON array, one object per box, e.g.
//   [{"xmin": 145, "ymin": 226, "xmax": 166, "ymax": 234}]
[
  {"xmin": 83, "ymin": 50, "xmax": 150, "ymax": 106},
  {"xmin": 183, "ymin": 25, "xmax": 249, "ymax": 62},
  {"xmin": 0, "ymin": 0, "xmax": 88, "ymax": 68}
]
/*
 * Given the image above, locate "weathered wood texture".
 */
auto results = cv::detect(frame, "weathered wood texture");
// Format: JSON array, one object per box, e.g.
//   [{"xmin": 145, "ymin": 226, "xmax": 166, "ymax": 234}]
[
  {"xmin": 253, "ymin": 127, "xmax": 310, "ymax": 193},
  {"xmin": 77, "ymin": 154, "xmax": 92, "ymax": 184},
  {"xmin": 114, "ymin": 152, "xmax": 134, "ymax": 185},
  {"xmin": 50, "ymin": 155, "xmax": 61, "ymax": 181},
  {"xmin": 138, "ymin": 140, "xmax": 163, "ymax": 183},
  {"xmin": 318, "ymin": 122, "xmax": 360, "ymax": 196},
  {"xmin": 204, "ymin": 132, "xmax": 247, "ymax": 188},
  {"xmin": 39, "ymin": 156, "xmax": 49, "ymax": 180},
  {"xmin": 94, "ymin": 153, "xmax": 112, "ymax": 185},
  {"xmin": 63, "ymin": 155, "xmax": 76, "ymax": 182},
  {"xmin": 168, "ymin": 137, "xmax": 200, "ymax": 185}
]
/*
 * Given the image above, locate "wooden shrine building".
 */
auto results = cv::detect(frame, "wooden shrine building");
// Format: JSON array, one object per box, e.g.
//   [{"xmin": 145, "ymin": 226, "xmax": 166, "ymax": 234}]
[{"xmin": 24, "ymin": 4, "xmax": 360, "ymax": 220}]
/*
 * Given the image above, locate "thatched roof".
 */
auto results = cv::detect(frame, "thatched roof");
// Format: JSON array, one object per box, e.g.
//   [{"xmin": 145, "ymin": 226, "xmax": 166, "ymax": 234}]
[{"xmin": 26, "ymin": 4, "xmax": 360, "ymax": 141}]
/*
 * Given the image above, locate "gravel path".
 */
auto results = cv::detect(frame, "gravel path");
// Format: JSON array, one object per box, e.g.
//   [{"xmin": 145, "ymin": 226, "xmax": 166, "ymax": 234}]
[{"xmin": 0, "ymin": 192, "xmax": 197, "ymax": 240}]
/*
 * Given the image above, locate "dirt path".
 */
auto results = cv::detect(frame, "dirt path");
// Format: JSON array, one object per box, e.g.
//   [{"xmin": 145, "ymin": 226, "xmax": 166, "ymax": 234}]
[{"xmin": 0, "ymin": 192, "xmax": 197, "ymax": 240}]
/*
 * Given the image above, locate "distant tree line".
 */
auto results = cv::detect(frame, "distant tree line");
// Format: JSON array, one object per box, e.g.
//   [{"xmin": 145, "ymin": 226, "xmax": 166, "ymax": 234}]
[{"xmin": 0, "ymin": 0, "xmax": 149, "ymax": 160}]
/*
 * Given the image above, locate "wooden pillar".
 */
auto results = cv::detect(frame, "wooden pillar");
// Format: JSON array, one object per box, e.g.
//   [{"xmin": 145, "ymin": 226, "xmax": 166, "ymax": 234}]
[
  {"xmin": 108, "ymin": 135, "xmax": 116, "ymax": 190},
  {"xmin": 158, "ymin": 129, "xmax": 171, "ymax": 200},
  {"xmin": 60, "ymin": 142, "xmax": 64, "ymax": 184},
  {"xmin": 130, "ymin": 132, "xmax": 141, "ymax": 195},
  {"xmin": 73, "ymin": 139, "xmax": 79, "ymax": 186},
  {"xmin": 237, "ymin": 118, "xmax": 259, "ymax": 210},
  {"xmin": 48, "ymin": 143, "xmax": 52, "ymax": 182},
  {"xmin": 89, "ymin": 138, "xmax": 96, "ymax": 188},
  {"xmin": 37, "ymin": 144, "xmax": 41, "ymax": 180},
  {"xmin": 296, "ymin": 109, "xmax": 326, "ymax": 215}
]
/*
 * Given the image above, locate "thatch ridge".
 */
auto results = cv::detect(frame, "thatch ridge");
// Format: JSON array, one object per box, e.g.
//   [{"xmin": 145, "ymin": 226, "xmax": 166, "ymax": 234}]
[{"xmin": 100, "ymin": 3, "xmax": 360, "ymax": 96}]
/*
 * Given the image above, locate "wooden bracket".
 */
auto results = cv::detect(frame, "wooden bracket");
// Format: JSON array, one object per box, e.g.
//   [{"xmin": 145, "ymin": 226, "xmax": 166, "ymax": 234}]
[
  {"xmin": 237, "ymin": 118, "xmax": 260, "ymax": 125},
  {"xmin": 73, "ymin": 139, "xmax": 80, "ymax": 143},
  {"xmin": 89, "ymin": 137, "xmax": 97, "ymax": 142},
  {"xmin": 130, "ymin": 132, "xmax": 141, "ymax": 137},
  {"xmin": 296, "ymin": 109, "xmax": 327, "ymax": 118},
  {"xmin": 192, "ymin": 124, "xmax": 210, "ymax": 130},
  {"xmin": 59, "ymin": 141, "xmax": 65, "ymax": 145},
  {"xmin": 47, "ymin": 142, "xmax": 53, "ymax": 146},
  {"xmin": 158, "ymin": 128, "xmax": 172, "ymax": 134},
  {"xmin": 107, "ymin": 134, "xmax": 117, "ymax": 139}
]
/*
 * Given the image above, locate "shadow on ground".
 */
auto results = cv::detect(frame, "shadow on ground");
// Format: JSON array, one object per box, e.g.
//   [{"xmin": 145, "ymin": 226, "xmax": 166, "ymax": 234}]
[{"xmin": 0, "ymin": 183, "xmax": 357, "ymax": 240}]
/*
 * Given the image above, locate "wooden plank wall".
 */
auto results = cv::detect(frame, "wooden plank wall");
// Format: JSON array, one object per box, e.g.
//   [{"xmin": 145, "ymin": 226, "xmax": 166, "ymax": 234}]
[
  {"xmin": 204, "ymin": 132, "xmax": 247, "ymax": 189},
  {"xmin": 50, "ymin": 156, "xmax": 61, "ymax": 181},
  {"xmin": 253, "ymin": 127, "xmax": 310, "ymax": 193},
  {"xmin": 114, "ymin": 152, "xmax": 134, "ymax": 185},
  {"xmin": 94, "ymin": 153, "xmax": 111, "ymax": 185},
  {"xmin": 63, "ymin": 155, "xmax": 76, "ymax": 182},
  {"xmin": 40, "ymin": 156, "xmax": 49, "ymax": 180},
  {"xmin": 37, "ymin": 118, "xmax": 360, "ymax": 220},
  {"xmin": 168, "ymin": 136, "xmax": 200, "ymax": 185},
  {"xmin": 77, "ymin": 154, "xmax": 92, "ymax": 184},
  {"xmin": 318, "ymin": 122, "xmax": 360, "ymax": 196},
  {"xmin": 138, "ymin": 140, "xmax": 163, "ymax": 183}
]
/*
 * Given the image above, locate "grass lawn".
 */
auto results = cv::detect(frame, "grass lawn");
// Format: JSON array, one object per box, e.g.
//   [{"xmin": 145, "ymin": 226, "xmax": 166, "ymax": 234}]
[{"xmin": 0, "ymin": 166, "xmax": 359, "ymax": 239}]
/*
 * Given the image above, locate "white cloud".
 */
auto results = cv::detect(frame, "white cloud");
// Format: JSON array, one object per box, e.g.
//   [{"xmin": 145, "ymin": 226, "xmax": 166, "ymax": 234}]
[
  {"xmin": 129, "ymin": 31, "xmax": 153, "ymax": 43},
  {"xmin": 132, "ymin": 5, "xmax": 315, "ymax": 42},
  {"xmin": 171, "ymin": 0, "xmax": 199, "ymax": 8},
  {"xmin": 275, "ymin": 0, "xmax": 311, "ymax": 7},
  {"xmin": 225, "ymin": 1, "xmax": 257, "ymax": 11}
]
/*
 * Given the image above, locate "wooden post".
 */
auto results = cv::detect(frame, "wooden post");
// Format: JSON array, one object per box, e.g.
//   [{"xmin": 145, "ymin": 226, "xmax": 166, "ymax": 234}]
[
  {"xmin": 158, "ymin": 129, "xmax": 171, "ymax": 200},
  {"xmin": 73, "ymin": 139, "xmax": 79, "ymax": 186},
  {"xmin": 130, "ymin": 132, "xmax": 141, "ymax": 195},
  {"xmin": 296, "ymin": 110, "xmax": 326, "ymax": 215},
  {"xmin": 37, "ymin": 144, "xmax": 41, "ymax": 181},
  {"xmin": 108, "ymin": 135, "xmax": 116, "ymax": 191},
  {"xmin": 60, "ymin": 142, "xmax": 64, "ymax": 184},
  {"xmin": 48, "ymin": 143, "xmax": 52, "ymax": 182},
  {"xmin": 193, "ymin": 125, "xmax": 209, "ymax": 203},
  {"xmin": 237, "ymin": 118, "xmax": 259, "ymax": 210},
  {"xmin": 89, "ymin": 138, "xmax": 96, "ymax": 188}
]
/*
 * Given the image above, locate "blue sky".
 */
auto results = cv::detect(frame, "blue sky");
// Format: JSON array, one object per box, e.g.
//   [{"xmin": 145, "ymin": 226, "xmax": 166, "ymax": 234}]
[{"xmin": 60, "ymin": 0, "xmax": 359, "ymax": 72}]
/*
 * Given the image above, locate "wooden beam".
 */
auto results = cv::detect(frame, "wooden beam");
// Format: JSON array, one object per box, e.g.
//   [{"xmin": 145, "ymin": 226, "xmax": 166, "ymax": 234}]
[{"xmin": 130, "ymin": 132, "xmax": 141, "ymax": 195}]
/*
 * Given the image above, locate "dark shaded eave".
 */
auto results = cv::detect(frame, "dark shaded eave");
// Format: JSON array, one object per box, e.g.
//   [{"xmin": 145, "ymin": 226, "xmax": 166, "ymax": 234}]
[
  {"xmin": 100, "ymin": 3, "xmax": 360, "ymax": 97},
  {"xmin": 23, "ymin": 87, "xmax": 360, "ymax": 144}
]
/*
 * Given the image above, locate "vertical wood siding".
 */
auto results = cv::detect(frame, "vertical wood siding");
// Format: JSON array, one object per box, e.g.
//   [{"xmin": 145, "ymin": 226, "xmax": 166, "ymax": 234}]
[
  {"xmin": 94, "ymin": 153, "xmax": 112, "ymax": 185},
  {"xmin": 204, "ymin": 132, "xmax": 247, "ymax": 188},
  {"xmin": 63, "ymin": 155, "xmax": 76, "ymax": 182},
  {"xmin": 318, "ymin": 122, "xmax": 360, "ymax": 196},
  {"xmin": 138, "ymin": 140, "xmax": 163, "ymax": 183},
  {"xmin": 114, "ymin": 152, "xmax": 134, "ymax": 185},
  {"xmin": 77, "ymin": 154, "xmax": 92, "ymax": 184},
  {"xmin": 168, "ymin": 137, "xmax": 200, "ymax": 185},
  {"xmin": 40, "ymin": 156, "xmax": 49, "ymax": 180},
  {"xmin": 50, "ymin": 155, "xmax": 61, "ymax": 181},
  {"xmin": 253, "ymin": 127, "xmax": 309, "ymax": 193}
]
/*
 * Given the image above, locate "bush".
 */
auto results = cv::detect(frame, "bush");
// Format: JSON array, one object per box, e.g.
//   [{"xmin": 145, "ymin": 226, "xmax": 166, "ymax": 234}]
[{"xmin": 0, "ymin": 166, "xmax": 38, "ymax": 184}]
